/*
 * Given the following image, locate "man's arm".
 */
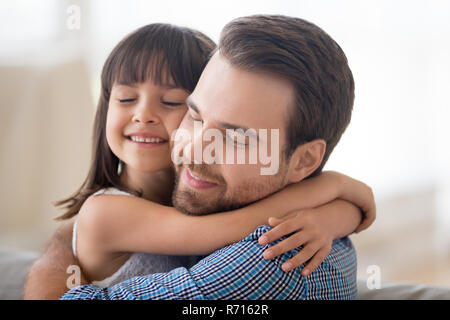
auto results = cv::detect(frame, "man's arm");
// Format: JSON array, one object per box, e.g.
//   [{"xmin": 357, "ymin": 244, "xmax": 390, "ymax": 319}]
[
  {"xmin": 60, "ymin": 225, "xmax": 357, "ymax": 300},
  {"xmin": 24, "ymin": 220, "xmax": 89, "ymax": 300}
]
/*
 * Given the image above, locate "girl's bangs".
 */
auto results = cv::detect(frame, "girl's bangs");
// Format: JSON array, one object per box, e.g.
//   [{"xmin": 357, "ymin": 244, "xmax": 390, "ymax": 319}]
[
  {"xmin": 113, "ymin": 49, "xmax": 173, "ymax": 87},
  {"xmin": 104, "ymin": 25, "xmax": 198, "ymax": 92}
]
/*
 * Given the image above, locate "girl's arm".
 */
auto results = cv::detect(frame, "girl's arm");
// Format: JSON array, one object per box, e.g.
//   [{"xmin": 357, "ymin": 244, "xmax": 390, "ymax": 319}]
[
  {"xmin": 77, "ymin": 170, "xmax": 374, "ymax": 257},
  {"xmin": 268, "ymin": 170, "xmax": 375, "ymax": 230}
]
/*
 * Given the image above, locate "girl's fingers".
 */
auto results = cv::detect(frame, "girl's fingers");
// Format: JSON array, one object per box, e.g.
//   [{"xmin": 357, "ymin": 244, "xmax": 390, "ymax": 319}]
[
  {"xmin": 354, "ymin": 220, "xmax": 367, "ymax": 233},
  {"xmin": 355, "ymin": 209, "xmax": 376, "ymax": 233},
  {"xmin": 301, "ymin": 246, "xmax": 331, "ymax": 276},
  {"xmin": 262, "ymin": 232, "xmax": 310, "ymax": 260},
  {"xmin": 268, "ymin": 216, "xmax": 283, "ymax": 227},
  {"xmin": 268, "ymin": 211, "xmax": 298, "ymax": 227},
  {"xmin": 281, "ymin": 242, "xmax": 320, "ymax": 272},
  {"xmin": 258, "ymin": 218, "xmax": 303, "ymax": 245}
]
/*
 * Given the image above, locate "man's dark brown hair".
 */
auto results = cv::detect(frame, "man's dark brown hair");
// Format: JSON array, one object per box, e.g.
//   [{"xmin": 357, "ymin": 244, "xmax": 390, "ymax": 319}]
[{"xmin": 218, "ymin": 15, "xmax": 355, "ymax": 178}]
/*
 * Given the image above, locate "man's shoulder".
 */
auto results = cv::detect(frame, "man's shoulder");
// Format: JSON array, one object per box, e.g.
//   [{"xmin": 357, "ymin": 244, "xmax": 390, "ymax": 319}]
[
  {"xmin": 242, "ymin": 225, "xmax": 358, "ymax": 300},
  {"xmin": 199, "ymin": 224, "xmax": 356, "ymax": 277},
  {"xmin": 190, "ymin": 225, "xmax": 357, "ymax": 299},
  {"xmin": 189, "ymin": 225, "xmax": 307, "ymax": 299},
  {"xmin": 190, "ymin": 225, "xmax": 273, "ymax": 268},
  {"xmin": 242, "ymin": 224, "xmax": 273, "ymax": 242}
]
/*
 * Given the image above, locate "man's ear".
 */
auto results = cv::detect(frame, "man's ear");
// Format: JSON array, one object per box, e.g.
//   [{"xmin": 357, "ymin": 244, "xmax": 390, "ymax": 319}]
[{"xmin": 285, "ymin": 139, "xmax": 326, "ymax": 184}]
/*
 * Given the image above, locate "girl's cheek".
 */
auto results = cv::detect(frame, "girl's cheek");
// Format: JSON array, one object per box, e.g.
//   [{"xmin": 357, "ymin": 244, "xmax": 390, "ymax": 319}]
[
  {"xmin": 175, "ymin": 109, "xmax": 188, "ymax": 127},
  {"xmin": 167, "ymin": 109, "xmax": 189, "ymax": 134},
  {"xmin": 105, "ymin": 112, "xmax": 118, "ymax": 137},
  {"xmin": 178, "ymin": 111, "xmax": 192, "ymax": 130},
  {"xmin": 107, "ymin": 105, "xmax": 128, "ymax": 128},
  {"xmin": 105, "ymin": 108, "xmax": 127, "ymax": 148}
]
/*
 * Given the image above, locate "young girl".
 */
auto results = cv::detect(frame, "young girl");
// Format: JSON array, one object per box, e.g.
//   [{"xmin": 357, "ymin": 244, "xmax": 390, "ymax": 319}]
[{"xmin": 56, "ymin": 24, "xmax": 375, "ymax": 287}]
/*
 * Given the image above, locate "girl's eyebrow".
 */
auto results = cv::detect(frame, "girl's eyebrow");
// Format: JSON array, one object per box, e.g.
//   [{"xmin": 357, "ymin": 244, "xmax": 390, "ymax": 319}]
[
  {"xmin": 114, "ymin": 83, "xmax": 180, "ymax": 90},
  {"xmin": 160, "ymin": 84, "xmax": 179, "ymax": 89},
  {"xmin": 114, "ymin": 83, "xmax": 138, "ymax": 88}
]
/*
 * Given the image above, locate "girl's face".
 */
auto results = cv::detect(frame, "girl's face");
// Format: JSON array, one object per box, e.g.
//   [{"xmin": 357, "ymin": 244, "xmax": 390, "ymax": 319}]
[{"xmin": 106, "ymin": 79, "xmax": 189, "ymax": 173}]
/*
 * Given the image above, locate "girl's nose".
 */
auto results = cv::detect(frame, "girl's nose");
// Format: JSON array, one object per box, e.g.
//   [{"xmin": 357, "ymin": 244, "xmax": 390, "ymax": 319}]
[{"xmin": 132, "ymin": 103, "xmax": 160, "ymax": 124}]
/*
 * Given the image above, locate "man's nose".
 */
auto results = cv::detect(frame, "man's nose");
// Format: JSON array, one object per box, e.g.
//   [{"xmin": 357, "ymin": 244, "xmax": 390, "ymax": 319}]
[{"xmin": 132, "ymin": 101, "xmax": 160, "ymax": 124}]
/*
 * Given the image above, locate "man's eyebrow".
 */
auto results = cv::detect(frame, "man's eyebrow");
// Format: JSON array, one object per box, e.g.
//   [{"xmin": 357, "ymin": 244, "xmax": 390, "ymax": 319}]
[
  {"xmin": 186, "ymin": 97, "xmax": 260, "ymax": 141},
  {"xmin": 186, "ymin": 96, "xmax": 201, "ymax": 115},
  {"xmin": 219, "ymin": 122, "xmax": 251, "ymax": 133}
]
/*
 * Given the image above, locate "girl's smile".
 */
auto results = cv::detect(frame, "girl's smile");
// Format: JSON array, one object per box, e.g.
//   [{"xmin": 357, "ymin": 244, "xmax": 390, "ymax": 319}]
[{"xmin": 125, "ymin": 132, "xmax": 168, "ymax": 148}]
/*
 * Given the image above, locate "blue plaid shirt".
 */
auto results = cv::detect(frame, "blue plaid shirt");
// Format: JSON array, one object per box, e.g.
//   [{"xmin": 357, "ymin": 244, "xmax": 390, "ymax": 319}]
[{"xmin": 61, "ymin": 225, "xmax": 357, "ymax": 300}]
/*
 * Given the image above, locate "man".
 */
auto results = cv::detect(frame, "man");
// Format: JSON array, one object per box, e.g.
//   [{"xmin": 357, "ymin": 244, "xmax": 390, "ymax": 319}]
[{"xmin": 25, "ymin": 15, "xmax": 360, "ymax": 299}]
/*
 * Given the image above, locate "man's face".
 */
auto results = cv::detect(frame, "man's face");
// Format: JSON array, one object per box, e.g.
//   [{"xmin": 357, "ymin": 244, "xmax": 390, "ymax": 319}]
[{"xmin": 172, "ymin": 52, "xmax": 295, "ymax": 215}]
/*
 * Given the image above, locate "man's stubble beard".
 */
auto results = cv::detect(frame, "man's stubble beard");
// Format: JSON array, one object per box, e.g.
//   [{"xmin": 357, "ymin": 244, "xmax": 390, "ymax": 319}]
[{"xmin": 171, "ymin": 163, "xmax": 290, "ymax": 216}]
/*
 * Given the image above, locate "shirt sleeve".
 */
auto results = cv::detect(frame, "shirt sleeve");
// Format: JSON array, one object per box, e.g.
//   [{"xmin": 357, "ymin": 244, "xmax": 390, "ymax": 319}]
[{"xmin": 60, "ymin": 225, "xmax": 357, "ymax": 300}]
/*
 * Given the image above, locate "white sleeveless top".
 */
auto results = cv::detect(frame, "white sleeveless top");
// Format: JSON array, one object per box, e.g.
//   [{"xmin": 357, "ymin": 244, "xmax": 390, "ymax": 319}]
[{"xmin": 72, "ymin": 187, "xmax": 202, "ymax": 287}]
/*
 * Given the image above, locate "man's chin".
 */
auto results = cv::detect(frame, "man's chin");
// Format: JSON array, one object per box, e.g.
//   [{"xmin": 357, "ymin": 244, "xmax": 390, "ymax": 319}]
[
  {"xmin": 173, "ymin": 188, "xmax": 250, "ymax": 216},
  {"xmin": 172, "ymin": 188, "xmax": 211, "ymax": 216}
]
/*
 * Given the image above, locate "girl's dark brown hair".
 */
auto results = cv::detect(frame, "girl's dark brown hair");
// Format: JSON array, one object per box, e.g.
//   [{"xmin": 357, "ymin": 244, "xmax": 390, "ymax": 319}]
[{"xmin": 54, "ymin": 23, "xmax": 216, "ymax": 220}]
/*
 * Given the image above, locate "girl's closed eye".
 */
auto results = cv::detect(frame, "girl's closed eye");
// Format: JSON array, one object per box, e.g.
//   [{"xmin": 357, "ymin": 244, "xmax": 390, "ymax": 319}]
[
  {"xmin": 161, "ymin": 89, "xmax": 189, "ymax": 108},
  {"xmin": 161, "ymin": 100, "xmax": 184, "ymax": 107},
  {"xmin": 111, "ymin": 84, "xmax": 139, "ymax": 104},
  {"xmin": 118, "ymin": 98, "xmax": 137, "ymax": 103}
]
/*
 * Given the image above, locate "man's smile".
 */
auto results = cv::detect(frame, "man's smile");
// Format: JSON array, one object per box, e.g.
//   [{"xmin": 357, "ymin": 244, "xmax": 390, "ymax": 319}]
[{"xmin": 183, "ymin": 167, "xmax": 218, "ymax": 189}]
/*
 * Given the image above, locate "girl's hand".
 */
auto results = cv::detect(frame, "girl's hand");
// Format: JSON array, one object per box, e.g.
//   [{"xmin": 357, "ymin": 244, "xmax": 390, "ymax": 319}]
[
  {"xmin": 258, "ymin": 212, "xmax": 331, "ymax": 276},
  {"xmin": 257, "ymin": 199, "xmax": 360, "ymax": 276}
]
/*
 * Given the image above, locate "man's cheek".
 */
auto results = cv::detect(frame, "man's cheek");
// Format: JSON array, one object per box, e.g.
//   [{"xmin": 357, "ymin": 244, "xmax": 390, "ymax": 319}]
[
  {"xmin": 221, "ymin": 167, "xmax": 246, "ymax": 188},
  {"xmin": 170, "ymin": 126, "xmax": 193, "ymax": 165}
]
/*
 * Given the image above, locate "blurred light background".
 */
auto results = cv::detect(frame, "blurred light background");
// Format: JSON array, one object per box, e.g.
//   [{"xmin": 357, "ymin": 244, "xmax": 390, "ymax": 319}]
[{"xmin": 1, "ymin": 0, "xmax": 449, "ymax": 286}]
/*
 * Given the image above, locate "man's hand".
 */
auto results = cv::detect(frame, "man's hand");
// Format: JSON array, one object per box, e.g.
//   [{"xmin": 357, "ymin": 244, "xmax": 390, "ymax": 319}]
[{"xmin": 24, "ymin": 220, "xmax": 89, "ymax": 299}]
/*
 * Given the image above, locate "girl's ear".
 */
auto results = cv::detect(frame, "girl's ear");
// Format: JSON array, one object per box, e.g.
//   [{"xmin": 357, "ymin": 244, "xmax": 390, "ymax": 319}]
[{"xmin": 285, "ymin": 139, "xmax": 326, "ymax": 183}]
